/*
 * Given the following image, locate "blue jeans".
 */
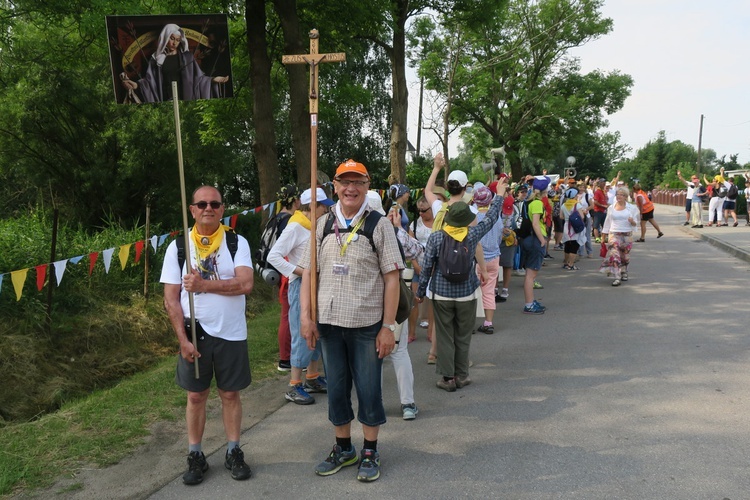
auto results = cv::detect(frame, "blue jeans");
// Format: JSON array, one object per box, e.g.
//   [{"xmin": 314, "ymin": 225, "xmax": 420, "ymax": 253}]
[
  {"xmin": 317, "ymin": 322, "xmax": 386, "ymax": 427},
  {"xmin": 288, "ymin": 278, "xmax": 321, "ymax": 369}
]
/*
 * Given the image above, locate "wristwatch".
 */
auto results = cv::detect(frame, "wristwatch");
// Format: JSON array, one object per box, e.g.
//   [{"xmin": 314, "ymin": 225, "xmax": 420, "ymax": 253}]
[{"xmin": 382, "ymin": 323, "xmax": 397, "ymax": 332}]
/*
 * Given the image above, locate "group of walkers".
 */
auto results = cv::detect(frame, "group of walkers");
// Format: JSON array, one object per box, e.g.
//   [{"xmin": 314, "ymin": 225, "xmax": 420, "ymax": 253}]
[
  {"xmin": 160, "ymin": 155, "xmax": 670, "ymax": 486},
  {"xmin": 676, "ymin": 167, "xmax": 746, "ymax": 228}
]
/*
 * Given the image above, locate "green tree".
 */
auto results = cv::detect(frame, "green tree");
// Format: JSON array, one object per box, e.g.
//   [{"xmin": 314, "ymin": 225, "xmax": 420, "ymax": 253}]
[{"xmin": 412, "ymin": 0, "xmax": 632, "ymax": 181}]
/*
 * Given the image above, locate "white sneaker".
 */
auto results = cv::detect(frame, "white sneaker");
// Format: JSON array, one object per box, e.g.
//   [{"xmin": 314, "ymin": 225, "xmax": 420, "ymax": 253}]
[
  {"xmin": 512, "ymin": 269, "xmax": 526, "ymax": 276},
  {"xmin": 500, "ymin": 289, "xmax": 509, "ymax": 299}
]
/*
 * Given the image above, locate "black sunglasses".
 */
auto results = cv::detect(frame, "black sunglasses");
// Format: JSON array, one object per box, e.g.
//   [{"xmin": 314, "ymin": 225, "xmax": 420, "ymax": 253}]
[
  {"xmin": 418, "ymin": 208, "xmax": 430, "ymax": 213},
  {"xmin": 192, "ymin": 201, "xmax": 222, "ymax": 210}
]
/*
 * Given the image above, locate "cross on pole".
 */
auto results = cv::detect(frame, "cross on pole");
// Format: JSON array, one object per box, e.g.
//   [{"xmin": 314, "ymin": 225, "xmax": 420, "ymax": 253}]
[{"xmin": 282, "ymin": 29, "xmax": 345, "ymax": 322}]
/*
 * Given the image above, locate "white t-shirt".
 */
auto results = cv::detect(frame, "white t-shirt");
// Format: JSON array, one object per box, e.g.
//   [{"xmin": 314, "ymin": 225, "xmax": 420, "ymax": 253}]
[
  {"xmin": 744, "ymin": 187, "xmax": 750, "ymax": 200},
  {"xmin": 267, "ymin": 219, "xmax": 308, "ymax": 283},
  {"xmin": 160, "ymin": 231, "xmax": 252, "ymax": 341},
  {"xmin": 412, "ymin": 217, "xmax": 432, "ymax": 244},
  {"xmin": 431, "ymin": 199, "xmax": 478, "ymax": 218},
  {"xmin": 603, "ymin": 203, "xmax": 639, "ymax": 233}
]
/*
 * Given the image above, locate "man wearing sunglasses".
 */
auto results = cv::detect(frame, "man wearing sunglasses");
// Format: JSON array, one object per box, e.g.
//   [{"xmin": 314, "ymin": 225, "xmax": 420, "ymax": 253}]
[{"xmin": 161, "ymin": 185, "xmax": 254, "ymax": 485}]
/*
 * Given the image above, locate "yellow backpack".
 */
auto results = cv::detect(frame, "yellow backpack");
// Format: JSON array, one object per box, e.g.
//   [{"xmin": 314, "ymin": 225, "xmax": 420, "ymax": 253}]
[{"xmin": 432, "ymin": 202, "xmax": 449, "ymax": 232}]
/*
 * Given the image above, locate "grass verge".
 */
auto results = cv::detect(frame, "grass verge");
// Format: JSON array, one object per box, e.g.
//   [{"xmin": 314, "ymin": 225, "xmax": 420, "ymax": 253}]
[{"xmin": 0, "ymin": 300, "xmax": 282, "ymax": 497}]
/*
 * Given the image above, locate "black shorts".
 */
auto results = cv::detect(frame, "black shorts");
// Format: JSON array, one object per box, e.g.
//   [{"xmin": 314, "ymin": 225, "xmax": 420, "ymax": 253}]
[
  {"xmin": 641, "ymin": 209, "xmax": 654, "ymax": 221},
  {"xmin": 564, "ymin": 241, "xmax": 580, "ymax": 254},
  {"xmin": 176, "ymin": 322, "xmax": 252, "ymax": 393}
]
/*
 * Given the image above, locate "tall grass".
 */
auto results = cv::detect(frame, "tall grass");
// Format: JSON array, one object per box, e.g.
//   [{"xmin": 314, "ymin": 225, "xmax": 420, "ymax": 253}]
[{"xmin": 0, "ymin": 299, "xmax": 283, "ymax": 496}]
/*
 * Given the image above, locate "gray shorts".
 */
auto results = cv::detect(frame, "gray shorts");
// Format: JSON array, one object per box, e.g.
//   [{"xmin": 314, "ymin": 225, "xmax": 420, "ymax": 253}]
[
  {"xmin": 176, "ymin": 322, "xmax": 251, "ymax": 393},
  {"xmin": 499, "ymin": 243, "xmax": 515, "ymax": 268}
]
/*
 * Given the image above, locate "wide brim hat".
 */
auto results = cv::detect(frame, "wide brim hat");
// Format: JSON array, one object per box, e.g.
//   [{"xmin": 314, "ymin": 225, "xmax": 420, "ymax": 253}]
[
  {"xmin": 366, "ymin": 191, "xmax": 385, "ymax": 215},
  {"xmin": 472, "ymin": 186, "xmax": 493, "ymax": 206},
  {"xmin": 444, "ymin": 201, "xmax": 475, "ymax": 227}
]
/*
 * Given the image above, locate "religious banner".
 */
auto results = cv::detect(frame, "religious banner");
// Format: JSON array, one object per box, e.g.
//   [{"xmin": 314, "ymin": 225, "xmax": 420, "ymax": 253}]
[{"xmin": 106, "ymin": 14, "xmax": 233, "ymax": 104}]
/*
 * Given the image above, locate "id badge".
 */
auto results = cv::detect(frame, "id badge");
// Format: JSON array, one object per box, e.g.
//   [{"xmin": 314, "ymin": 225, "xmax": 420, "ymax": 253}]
[{"xmin": 332, "ymin": 263, "xmax": 350, "ymax": 276}]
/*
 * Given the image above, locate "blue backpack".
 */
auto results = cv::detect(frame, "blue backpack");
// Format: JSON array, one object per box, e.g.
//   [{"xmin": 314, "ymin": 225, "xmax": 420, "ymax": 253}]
[{"xmin": 568, "ymin": 206, "xmax": 585, "ymax": 234}]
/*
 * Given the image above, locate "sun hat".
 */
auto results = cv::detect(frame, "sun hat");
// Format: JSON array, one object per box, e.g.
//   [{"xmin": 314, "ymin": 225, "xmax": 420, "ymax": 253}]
[
  {"xmin": 472, "ymin": 186, "xmax": 493, "ymax": 206},
  {"xmin": 300, "ymin": 187, "xmax": 334, "ymax": 206},
  {"xmin": 335, "ymin": 159, "xmax": 369, "ymax": 178},
  {"xmin": 366, "ymin": 191, "xmax": 385, "ymax": 215},
  {"xmin": 389, "ymin": 183, "xmax": 409, "ymax": 200},
  {"xmin": 565, "ymin": 187, "xmax": 579, "ymax": 199},
  {"xmin": 444, "ymin": 201, "xmax": 475, "ymax": 227}
]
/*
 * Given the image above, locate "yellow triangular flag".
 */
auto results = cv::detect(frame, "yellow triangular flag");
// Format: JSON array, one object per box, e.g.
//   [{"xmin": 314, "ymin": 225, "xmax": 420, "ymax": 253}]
[
  {"xmin": 119, "ymin": 244, "xmax": 132, "ymax": 270},
  {"xmin": 11, "ymin": 268, "xmax": 28, "ymax": 302}
]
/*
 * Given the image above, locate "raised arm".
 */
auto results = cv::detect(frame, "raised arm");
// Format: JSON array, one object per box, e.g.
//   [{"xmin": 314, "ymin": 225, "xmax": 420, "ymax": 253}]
[{"xmin": 425, "ymin": 152, "xmax": 445, "ymax": 206}]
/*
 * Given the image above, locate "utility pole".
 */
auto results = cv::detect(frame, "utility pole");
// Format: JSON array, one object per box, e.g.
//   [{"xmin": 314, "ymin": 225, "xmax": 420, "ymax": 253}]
[
  {"xmin": 416, "ymin": 75, "xmax": 423, "ymax": 157},
  {"xmin": 696, "ymin": 114, "xmax": 704, "ymax": 173}
]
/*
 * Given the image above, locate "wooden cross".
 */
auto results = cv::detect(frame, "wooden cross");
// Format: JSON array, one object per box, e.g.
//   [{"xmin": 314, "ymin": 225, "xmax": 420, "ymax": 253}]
[{"xmin": 282, "ymin": 29, "xmax": 345, "ymax": 322}]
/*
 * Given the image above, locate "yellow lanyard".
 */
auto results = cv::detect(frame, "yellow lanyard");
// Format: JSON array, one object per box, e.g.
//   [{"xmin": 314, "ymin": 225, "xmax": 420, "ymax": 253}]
[{"xmin": 334, "ymin": 216, "xmax": 366, "ymax": 257}]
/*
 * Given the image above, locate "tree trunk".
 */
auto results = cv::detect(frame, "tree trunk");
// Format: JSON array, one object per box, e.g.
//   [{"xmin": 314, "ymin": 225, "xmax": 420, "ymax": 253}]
[
  {"xmin": 246, "ymin": 0, "xmax": 279, "ymax": 204},
  {"xmin": 274, "ymin": 0, "xmax": 312, "ymax": 187},
  {"xmin": 389, "ymin": 0, "xmax": 409, "ymax": 183}
]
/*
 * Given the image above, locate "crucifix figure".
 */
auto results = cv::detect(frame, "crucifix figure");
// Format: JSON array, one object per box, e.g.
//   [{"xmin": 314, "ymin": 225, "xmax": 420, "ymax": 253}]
[{"xmin": 282, "ymin": 29, "xmax": 345, "ymax": 322}]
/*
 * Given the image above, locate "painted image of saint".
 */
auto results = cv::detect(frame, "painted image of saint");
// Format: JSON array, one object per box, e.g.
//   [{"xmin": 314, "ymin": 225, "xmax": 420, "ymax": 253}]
[{"xmin": 107, "ymin": 15, "xmax": 233, "ymax": 104}]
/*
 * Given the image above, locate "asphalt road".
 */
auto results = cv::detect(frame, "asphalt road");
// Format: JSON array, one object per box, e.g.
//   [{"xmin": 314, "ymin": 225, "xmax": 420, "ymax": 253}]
[{"xmin": 143, "ymin": 204, "xmax": 750, "ymax": 499}]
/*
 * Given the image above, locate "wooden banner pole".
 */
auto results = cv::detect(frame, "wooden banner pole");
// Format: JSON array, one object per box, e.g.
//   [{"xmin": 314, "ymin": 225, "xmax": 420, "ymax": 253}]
[{"xmin": 172, "ymin": 81, "xmax": 199, "ymax": 379}]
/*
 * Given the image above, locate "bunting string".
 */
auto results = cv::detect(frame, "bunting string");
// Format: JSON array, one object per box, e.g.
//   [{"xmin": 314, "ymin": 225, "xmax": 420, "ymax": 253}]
[{"xmin": 0, "ymin": 188, "xmax": 424, "ymax": 302}]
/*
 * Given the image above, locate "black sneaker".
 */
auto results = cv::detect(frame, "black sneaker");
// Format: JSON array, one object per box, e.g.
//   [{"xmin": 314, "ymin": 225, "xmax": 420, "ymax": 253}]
[
  {"xmin": 183, "ymin": 451, "xmax": 209, "ymax": 485},
  {"xmin": 477, "ymin": 324, "xmax": 494, "ymax": 334},
  {"xmin": 225, "ymin": 446, "xmax": 252, "ymax": 480},
  {"xmin": 277, "ymin": 360, "xmax": 291, "ymax": 372}
]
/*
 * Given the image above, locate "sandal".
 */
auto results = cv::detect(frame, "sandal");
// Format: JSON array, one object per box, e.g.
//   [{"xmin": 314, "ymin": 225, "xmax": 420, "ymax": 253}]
[
  {"xmin": 635, "ymin": 238, "xmax": 645, "ymax": 242},
  {"xmin": 427, "ymin": 352, "xmax": 437, "ymax": 364},
  {"xmin": 408, "ymin": 336, "xmax": 416, "ymax": 344}
]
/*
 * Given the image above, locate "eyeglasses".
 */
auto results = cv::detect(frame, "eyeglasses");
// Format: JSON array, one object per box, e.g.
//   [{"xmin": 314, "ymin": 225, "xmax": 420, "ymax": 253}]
[
  {"xmin": 418, "ymin": 208, "xmax": 430, "ymax": 213},
  {"xmin": 192, "ymin": 201, "xmax": 223, "ymax": 210},
  {"xmin": 335, "ymin": 179, "xmax": 369, "ymax": 188}
]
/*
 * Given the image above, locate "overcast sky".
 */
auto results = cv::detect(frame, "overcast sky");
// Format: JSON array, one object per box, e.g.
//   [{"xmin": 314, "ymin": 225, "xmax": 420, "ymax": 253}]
[{"xmin": 408, "ymin": 0, "xmax": 750, "ymax": 165}]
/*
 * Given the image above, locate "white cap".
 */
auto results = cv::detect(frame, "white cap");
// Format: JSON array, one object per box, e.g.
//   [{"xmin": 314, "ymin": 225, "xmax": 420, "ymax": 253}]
[
  {"xmin": 366, "ymin": 191, "xmax": 385, "ymax": 215},
  {"xmin": 447, "ymin": 170, "xmax": 468, "ymax": 187},
  {"xmin": 300, "ymin": 187, "xmax": 334, "ymax": 206}
]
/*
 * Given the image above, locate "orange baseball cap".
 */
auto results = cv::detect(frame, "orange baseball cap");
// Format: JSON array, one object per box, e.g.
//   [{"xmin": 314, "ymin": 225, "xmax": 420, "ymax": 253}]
[{"xmin": 335, "ymin": 159, "xmax": 369, "ymax": 178}]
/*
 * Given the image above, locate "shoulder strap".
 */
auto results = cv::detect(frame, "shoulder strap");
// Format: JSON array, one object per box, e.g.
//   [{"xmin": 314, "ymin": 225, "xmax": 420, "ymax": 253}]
[
  {"xmin": 321, "ymin": 211, "xmax": 380, "ymax": 253},
  {"xmin": 176, "ymin": 229, "xmax": 238, "ymax": 272}
]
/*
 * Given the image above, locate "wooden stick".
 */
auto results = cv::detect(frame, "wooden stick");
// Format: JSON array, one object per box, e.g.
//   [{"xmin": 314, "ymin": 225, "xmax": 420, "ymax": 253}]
[{"xmin": 172, "ymin": 81, "xmax": 199, "ymax": 379}]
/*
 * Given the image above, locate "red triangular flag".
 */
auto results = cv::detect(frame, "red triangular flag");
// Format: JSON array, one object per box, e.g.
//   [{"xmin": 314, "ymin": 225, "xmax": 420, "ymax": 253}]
[
  {"xmin": 230, "ymin": 214, "xmax": 239, "ymax": 228},
  {"xmin": 35, "ymin": 264, "xmax": 47, "ymax": 291},
  {"xmin": 89, "ymin": 252, "xmax": 99, "ymax": 276},
  {"xmin": 134, "ymin": 240, "xmax": 144, "ymax": 263}
]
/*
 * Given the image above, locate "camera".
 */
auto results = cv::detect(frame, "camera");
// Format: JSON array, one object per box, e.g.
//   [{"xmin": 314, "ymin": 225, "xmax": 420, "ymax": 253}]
[{"xmin": 255, "ymin": 263, "xmax": 280, "ymax": 286}]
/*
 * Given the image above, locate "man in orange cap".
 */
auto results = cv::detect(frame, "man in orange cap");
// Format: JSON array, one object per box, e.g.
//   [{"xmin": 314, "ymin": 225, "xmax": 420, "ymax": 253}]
[{"xmin": 300, "ymin": 159, "xmax": 404, "ymax": 482}]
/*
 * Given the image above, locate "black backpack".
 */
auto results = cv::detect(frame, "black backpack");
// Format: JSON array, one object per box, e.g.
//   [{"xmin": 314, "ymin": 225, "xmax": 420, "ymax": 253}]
[
  {"xmin": 254, "ymin": 212, "xmax": 292, "ymax": 274},
  {"xmin": 176, "ymin": 229, "xmax": 238, "ymax": 272},
  {"xmin": 727, "ymin": 184, "xmax": 738, "ymax": 200},
  {"xmin": 515, "ymin": 201, "xmax": 533, "ymax": 238},
  {"xmin": 438, "ymin": 232, "xmax": 473, "ymax": 283}
]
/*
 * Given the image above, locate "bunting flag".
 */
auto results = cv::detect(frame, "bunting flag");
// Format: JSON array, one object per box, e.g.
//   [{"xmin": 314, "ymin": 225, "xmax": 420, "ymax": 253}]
[
  {"xmin": 53, "ymin": 260, "xmax": 67, "ymax": 286},
  {"xmin": 118, "ymin": 244, "xmax": 131, "ymax": 270},
  {"xmin": 222, "ymin": 216, "xmax": 230, "ymax": 226},
  {"xmin": 11, "ymin": 268, "xmax": 28, "ymax": 301},
  {"xmin": 0, "ymin": 274, "xmax": 3, "ymax": 295},
  {"xmin": 102, "ymin": 248, "xmax": 115, "ymax": 273},
  {"xmin": 0, "ymin": 195, "xmax": 316, "ymax": 300},
  {"xmin": 35, "ymin": 264, "xmax": 47, "ymax": 291},
  {"xmin": 89, "ymin": 252, "xmax": 99, "ymax": 276},
  {"xmin": 134, "ymin": 240, "xmax": 144, "ymax": 263}
]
